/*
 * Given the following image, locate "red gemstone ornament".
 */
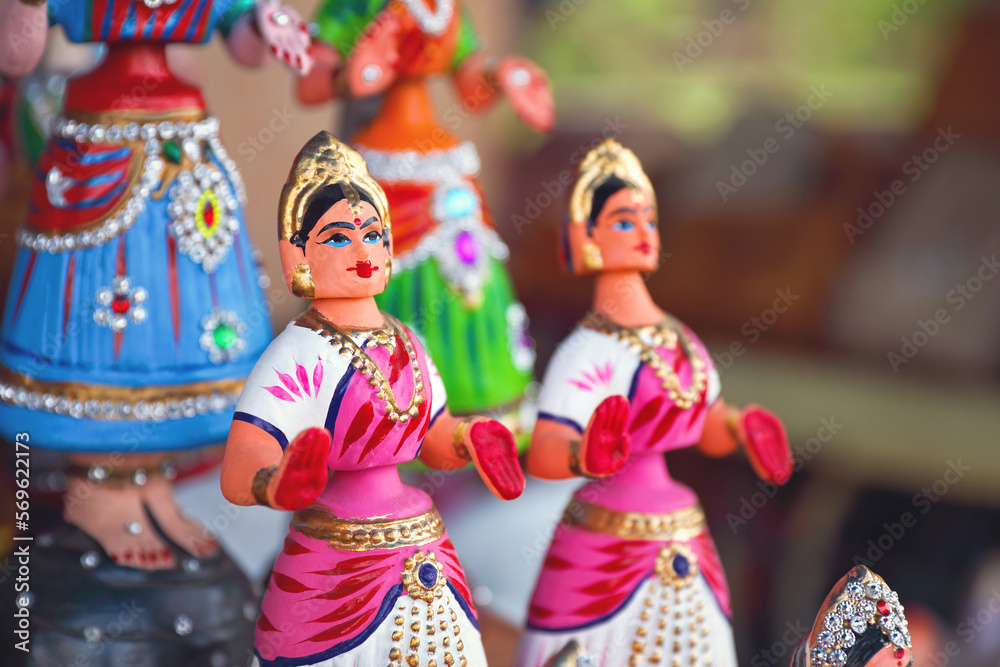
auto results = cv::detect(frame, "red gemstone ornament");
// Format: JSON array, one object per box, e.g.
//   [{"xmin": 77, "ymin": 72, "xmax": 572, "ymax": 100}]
[
  {"xmin": 877, "ymin": 600, "xmax": 891, "ymax": 616},
  {"xmin": 111, "ymin": 295, "xmax": 131, "ymax": 314},
  {"xmin": 203, "ymin": 201, "xmax": 215, "ymax": 229},
  {"xmin": 894, "ymin": 647, "xmax": 905, "ymax": 659}
]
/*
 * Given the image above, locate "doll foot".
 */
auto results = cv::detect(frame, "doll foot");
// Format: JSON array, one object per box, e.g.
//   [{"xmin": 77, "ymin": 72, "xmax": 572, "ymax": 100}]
[
  {"xmin": 798, "ymin": 566, "xmax": 912, "ymax": 667},
  {"xmin": 63, "ymin": 478, "xmax": 176, "ymax": 570},
  {"xmin": 468, "ymin": 419, "xmax": 525, "ymax": 501},
  {"xmin": 142, "ymin": 475, "xmax": 219, "ymax": 558}
]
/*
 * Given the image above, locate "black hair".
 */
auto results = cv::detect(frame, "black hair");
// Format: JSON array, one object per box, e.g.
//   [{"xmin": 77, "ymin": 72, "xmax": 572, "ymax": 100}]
[
  {"xmin": 845, "ymin": 625, "xmax": 903, "ymax": 667},
  {"xmin": 289, "ymin": 182, "xmax": 384, "ymax": 254},
  {"xmin": 587, "ymin": 175, "xmax": 630, "ymax": 235}
]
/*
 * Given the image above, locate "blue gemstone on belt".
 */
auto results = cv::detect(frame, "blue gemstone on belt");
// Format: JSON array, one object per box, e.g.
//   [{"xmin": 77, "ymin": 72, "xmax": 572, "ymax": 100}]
[
  {"xmin": 444, "ymin": 187, "xmax": 477, "ymax": 218},
  {"xmin": 418, "ymin": 562, "xmax": 438, "ymax": 588},
  {"xmin": 672, "ymin": 554, "xmax": 690, "ymax": 577}
]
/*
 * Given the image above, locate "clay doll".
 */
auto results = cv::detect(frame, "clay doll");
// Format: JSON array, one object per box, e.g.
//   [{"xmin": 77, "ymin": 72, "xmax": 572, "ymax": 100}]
[
  {"xmin": 0, "ymin": 0, "xmax": 310, "ymax": 661},
  {"xmin": 790, "ymin": 566, "xmax": 913, "ymax": 667},
  {"xmin": 0, "ymin": 0, "xmax": 308, "ymax": 567},
  {"xmin": 296, "ymin": 0, "xmax": 554, "ymax": 433},
  {"xmin": 221, "ymin": 131, "xmax": 525, "ymax": 667},
  {"xmin": 516, "ymin": 140, "xmax": 794, "ymax": 667}
]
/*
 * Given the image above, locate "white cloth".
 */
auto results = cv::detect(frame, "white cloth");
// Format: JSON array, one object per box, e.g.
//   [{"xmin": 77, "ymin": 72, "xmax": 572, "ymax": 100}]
[{"xmin": 515, "ymin": 574, "xmax": 736, "ymax": 667}]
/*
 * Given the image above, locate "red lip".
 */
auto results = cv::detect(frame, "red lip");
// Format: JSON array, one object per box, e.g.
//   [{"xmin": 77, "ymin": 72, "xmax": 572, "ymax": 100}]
[
  {"xmin": 635, "ymin": 242, "xmax": 652, "ymax": 254},
  {"xmin": 347, "ymin": 260, "xmax": 379, "ymax": 279}
]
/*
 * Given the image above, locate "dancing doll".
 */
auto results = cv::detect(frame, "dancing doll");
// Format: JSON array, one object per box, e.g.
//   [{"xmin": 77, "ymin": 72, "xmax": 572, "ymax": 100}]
[
  {"xmin": 296, "ymin": 0, "xmax": 554, "ymax": 433},
  {"xmin": 221, "ymin": 131, "xmax": 525, "ymax": 667},
  {"xmin": 0, "ymin": 0, "xmax": 310, "ymax": 661},
  {"xmin": 516, "ymin": 140, "xmax": 795, "ymax": 667}
]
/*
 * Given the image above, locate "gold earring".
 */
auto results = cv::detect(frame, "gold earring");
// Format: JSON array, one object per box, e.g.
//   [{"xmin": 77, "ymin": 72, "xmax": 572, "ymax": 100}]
[
  {"xmin": 291, "ymin": 264, "xmax": 315, "ymax": 298},
  {"xmin": 582, "ymin": 242, "xmax": 604, "ymax": 271}
]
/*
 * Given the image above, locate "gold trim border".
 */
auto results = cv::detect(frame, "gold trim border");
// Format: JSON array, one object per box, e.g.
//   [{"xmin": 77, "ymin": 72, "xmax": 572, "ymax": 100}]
[
  {"xmin": 561, "ymin": 499, "xmax": 706, "ymax": 542},
  {"xmin": 0, "ymin": 365, "xmax": 244, "ymax": 420},
  {"xmin": 291, "ymin": 505, "xmax": 445, "ymax": 552}
]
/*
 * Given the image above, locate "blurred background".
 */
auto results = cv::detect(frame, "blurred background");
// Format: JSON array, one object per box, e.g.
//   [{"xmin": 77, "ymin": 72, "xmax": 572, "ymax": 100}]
[{"xmin": 2, "ymin": 0, "xmax": 1000, "ymax": 665}]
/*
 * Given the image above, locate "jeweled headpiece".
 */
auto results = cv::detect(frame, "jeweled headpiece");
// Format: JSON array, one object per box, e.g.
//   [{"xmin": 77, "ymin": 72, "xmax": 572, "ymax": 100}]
[
  {"xmin": 568, "ymin": 139, "xmax": 655, "ymax": 224},
  {"xmin": 807, "ymin": 566, "xmax": 912, "ymax": 667},
  {"xmin": 278, "ymin": 131, "xmax": 391, "ymax": 244}
]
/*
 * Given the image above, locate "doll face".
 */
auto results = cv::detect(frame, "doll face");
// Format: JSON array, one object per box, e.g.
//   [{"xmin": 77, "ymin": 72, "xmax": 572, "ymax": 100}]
[
  {"xmin": 586, "ymin": 187, "xmax": 659, "ymax": 273},
  {"xmin": 279, "ymin": 199, "xmax": 389, "ymax": 299},
  {"xmin": 859, "ymin": 645, "xmax": 912, "ymax": 667}
]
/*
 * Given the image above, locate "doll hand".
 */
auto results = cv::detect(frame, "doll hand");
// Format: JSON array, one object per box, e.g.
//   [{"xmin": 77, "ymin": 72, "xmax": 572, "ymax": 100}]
[
  {"xmin": 345, "ymin": 12, "xmax": 400, "ymax": 97},
  {"xmin": 460, "ymin": 419, "xmax": 524, "ymax": 501},
  {"xmin": 495, "ymin": 56, "xmax": 554, "ymax": 133},
  {"xmin": 269, "ymin": 427, "xmax": 332, "ymax": 510},
  {"xmin": 578, "ymin": 396, "xmax": 631, "ymax": 477},
  {"xmin": 735, "ymin": 405, "xmax": 792, "ymax": 485},
  {"xmin": 255, "ymin": 2, "xmax": 313, "ymax": 74}
]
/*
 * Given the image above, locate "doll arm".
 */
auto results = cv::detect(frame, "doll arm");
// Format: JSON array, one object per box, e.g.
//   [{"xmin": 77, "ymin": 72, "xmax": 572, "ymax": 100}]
[
  {"xmin": 453, "ymin": 53, "xmax": 554, "ymax": 132},
  {"xmin": 296, "ymin": 41, "xmax": 342, "ymax": 105},
  {"xmin": 527, "ymin": 395, "xmax": 630, "ymax": 480},
  {"xmin": 0, "ymin": 0, "xmax": 48, "ymax": 77},
  {"xmin": 224, "ymin": 2, "xmax": 312, "ymax": 74},
  {"xmin": 420, "ymin": 409, "xmax": 525, "ymax": 501},
  {"xmin": 449, "ymin": 8, "xmax": 553, "ymax": 131},
  {"xmin": 221, "ymin": 421, "xmax": 332, "ymax": 510},
  {"xmin": 697, "ymin": 399, "xmax": 793, "ymax": 485}
]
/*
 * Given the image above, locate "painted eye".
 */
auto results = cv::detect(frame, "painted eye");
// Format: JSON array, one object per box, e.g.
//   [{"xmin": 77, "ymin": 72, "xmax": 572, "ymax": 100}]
[
  {"xmin": 362, "ymin": 230, "xmax": 382, "ymax": 244},
  {"xmin": 321, "ymin": 233, "xmax": 351, "ymax": 247},
  {"xmin": 646, "ymin": 221, "xmax": 656, "ymax": 230},
  {"xmin": 612, "ymin": 220, "xmax": 635, "ymax": 231}
]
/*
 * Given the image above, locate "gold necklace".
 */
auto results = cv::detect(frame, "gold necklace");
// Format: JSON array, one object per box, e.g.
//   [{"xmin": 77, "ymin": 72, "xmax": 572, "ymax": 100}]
[
  {"xmin": 583, "ymin": 316, "xmax": 707, "ymax": 410},
  {"xmin": 296, "ymin": 310, "xmax": 424, "ymax": 422}
]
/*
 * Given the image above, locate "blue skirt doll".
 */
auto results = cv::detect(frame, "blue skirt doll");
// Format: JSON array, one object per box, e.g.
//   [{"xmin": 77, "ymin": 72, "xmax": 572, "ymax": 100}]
[{"xmin": 0, "ymin": 0, "xmax": 309, "ymax": 661}]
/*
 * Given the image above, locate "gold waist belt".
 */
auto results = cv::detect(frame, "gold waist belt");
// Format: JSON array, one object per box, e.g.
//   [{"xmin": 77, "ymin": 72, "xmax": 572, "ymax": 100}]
[
  {"xmin": 561, "ymin": 499, "xmax": 706, "ymax": 542},
  {"xmin": 292, "ymin": 505, "xmax": 445, "ymax": 552}
]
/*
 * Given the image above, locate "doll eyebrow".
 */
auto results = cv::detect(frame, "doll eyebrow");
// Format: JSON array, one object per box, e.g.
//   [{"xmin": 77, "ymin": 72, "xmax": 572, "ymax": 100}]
[
  {"xmin": 319, "ymin": 220, "xmax": 356, "ymax": 233},
  {"xmin": 608, "ymin": 205, "xmax": 655, "ymax": 217},
  {"xmin": 359, "ymin": 217, "xmax": 378, "ymax": 229}
]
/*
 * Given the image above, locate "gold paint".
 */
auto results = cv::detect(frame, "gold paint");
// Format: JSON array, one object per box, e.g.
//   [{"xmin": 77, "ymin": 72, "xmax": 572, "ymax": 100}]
[
  {"xmin": 409, "ymin": 637, "xmax": 420, "ymax": 649},
  {"xmin": 582, "ymin": 242, "xmax": 604, "ymax": 271},
  {"xmin": 291, "ymin": 506, "xmax": 443, "ymax": 552},
  {"xmin": 633, "ymin": 640, "xmax": 646, "ymax": 652},
  {"xmin": 637, "ymin": 627, "xmax": 648, "ymax": 637},
  {"xmin": 561, "ymin": 499, "xmax": 705, "ymax": 542},
  {"xmin": 406, "ymin": 654, "xmax": 419, "ymax": 667},
  {"xmin": 641, "ymin": 611, "xmax": 651, "ymax": 621},
  {"xmin": 401, "ymin": 550, "xmax": 446, "ymax": 603},
  {"xmin": 568, "ymin": 139, "xmax": 655, "ymax": 224},
  {"xmin": 411, "ymin": 622, "xmax": 421, "ymax": 632},
  {"xmin": 291, "ymin": 264, "xmax": 316, "ymax": 298},
  {"xmin": 629, "ymin": 657, "xmax": 638, "ymax": 667},
  {"xmin": 650, "ymin": 652, "xmax": 662, "ymax": 664},
  {"xmin": 251, "ymin": 466, "xmax": 276, "ymax": 507},
  {"xmin": 656, "ymin": 636, "xmax": 664, "ymax": 646},
  {"xmin": 395, "ymin": 616, "xmax": 404, "ymax": 625},
  {"xmin": 389, "ymin": 648, "xmax": 401, "ymax": 660},
  {"xmin": 278, "ymin": 130, "xmax": 391, "ymax": 246},
  {"xmin": 444, "ymin": 654, "xmax": 454, "ymax": 666},
  {"xmin": 428, "ymin": 642, "xmax": 436, "ymax": 653},
  {"xmin": 392, "ymin": 631, "xmax": 403, "ymax": 641},
  {"xmin": 427, "ymin": 624, "xmax": 436, "ymax": 636},
  {"xmin": 453, "ymin": 625, "xmax": 460, "ymax": 636},
  {"xmin": 450, "ymin": 611, "xmax": 457, "ymax": 622},
  {"xmin": 295, "ymin": 310, "xmax": 422, "ymax": 422},
  {"xmin": 459, "ymin": 657, "xmax": 467, "ymax": 667},
  {"xmin": 452, "ymin": 419, "xmax": 473, "ymax": 460},
  {"xmin": 0, "ymin": 365, "xmax": 244, "ymax": 411},
  {"xmin": 456, "ymin": 639, "xmax": 463, "ymax": 651},
  {"xmin": 439, "ymin": 620, "xmax": 448, "ymax": 630},
  {"xmin": 443, "ymin": 637, "xmax": 450, "ymax": 647}
]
